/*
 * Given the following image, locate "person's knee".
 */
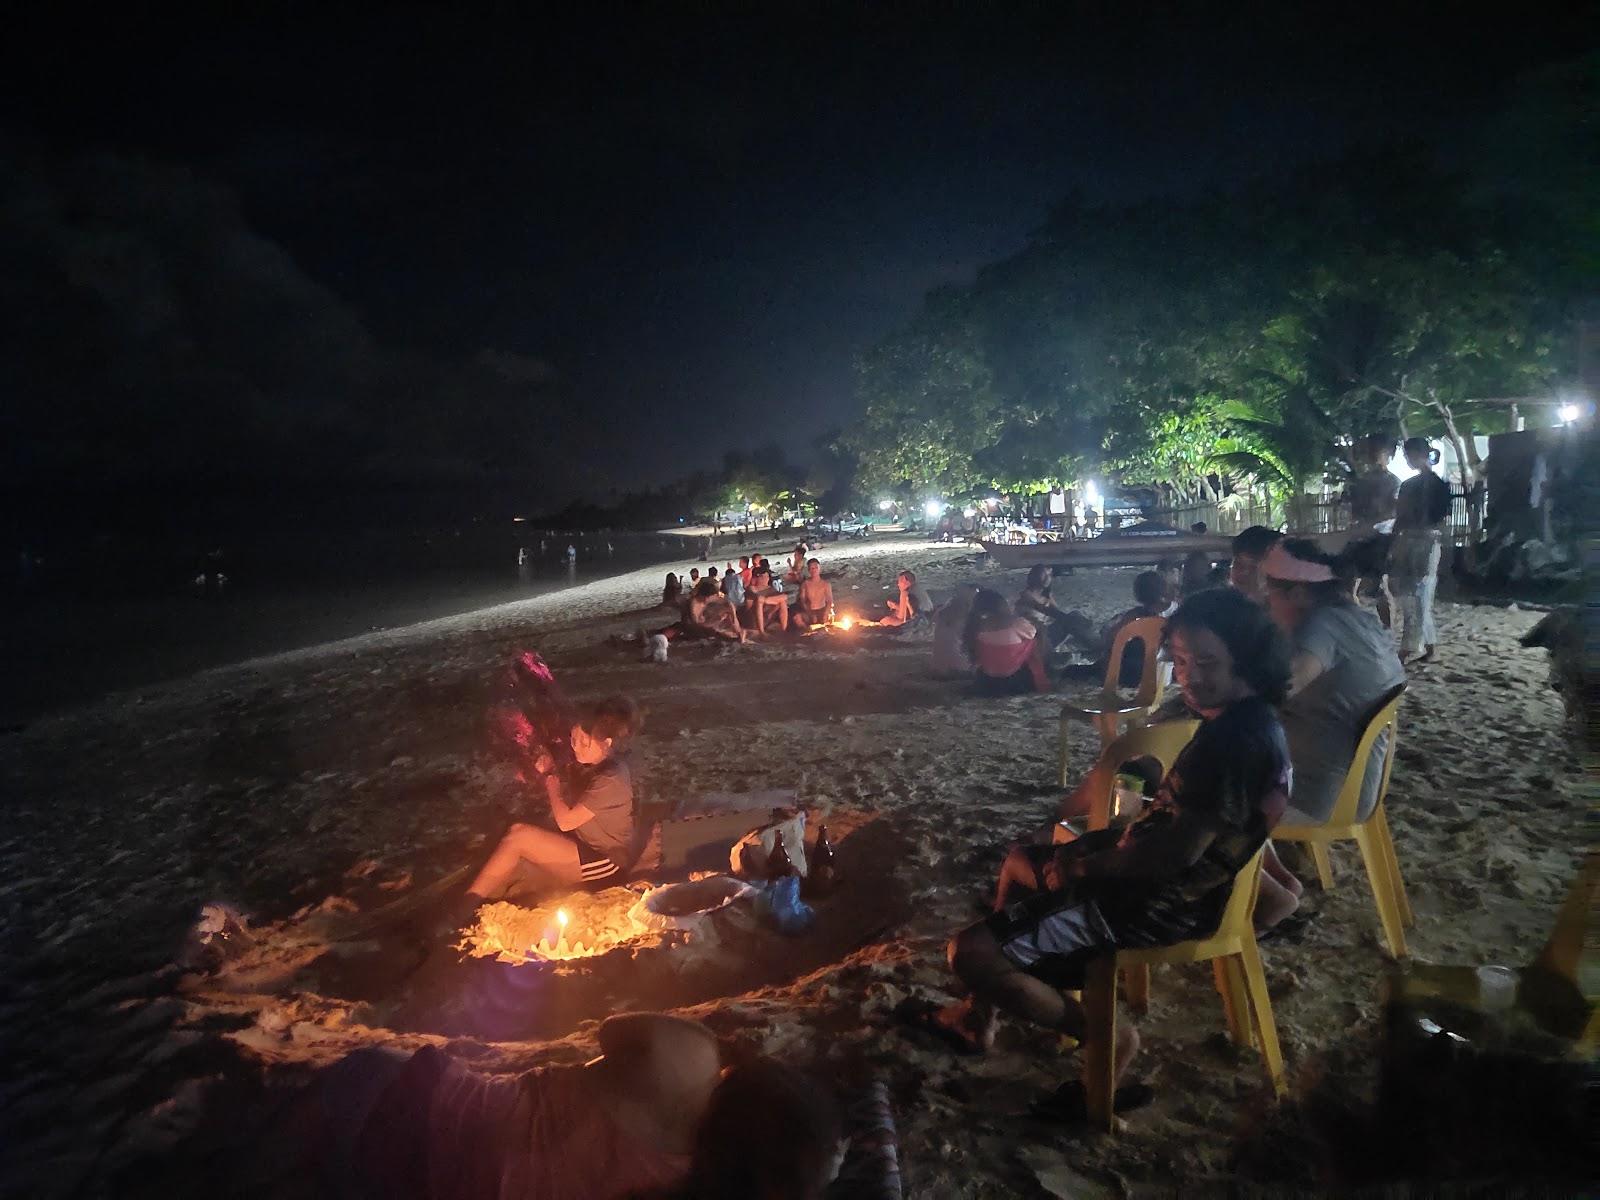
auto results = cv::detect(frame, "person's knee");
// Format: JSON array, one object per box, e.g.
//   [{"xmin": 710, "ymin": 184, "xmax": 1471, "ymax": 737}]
[{"xmin": 948, "ymin": 923, "xmax": 1001, "ymax": 985}]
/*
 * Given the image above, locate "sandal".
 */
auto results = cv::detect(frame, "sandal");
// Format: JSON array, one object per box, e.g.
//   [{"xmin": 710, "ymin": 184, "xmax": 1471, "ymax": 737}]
[
  {"xmin": 1028, "ymin": 1078, "xmax": 1155, "ymax": 1122},
  {"xmin": 893, "ymin": 997, "xmax": 985, "ymax": 1056},
  {"xmin": 1257, "ymin": 907, "xmax": 1318, "ymax": 942}
]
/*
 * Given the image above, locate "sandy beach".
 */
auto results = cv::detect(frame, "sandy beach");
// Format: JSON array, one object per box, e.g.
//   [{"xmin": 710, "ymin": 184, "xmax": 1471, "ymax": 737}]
[{"xmin": 1, "ymin": 533, "xmax": 1584, "ymax": 1197}]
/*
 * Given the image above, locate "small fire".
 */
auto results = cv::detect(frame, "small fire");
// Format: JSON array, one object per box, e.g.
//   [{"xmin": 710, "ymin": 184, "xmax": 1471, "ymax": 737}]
[
  {"xmin": 557, "ymin": 908, "xmax": 569, "ymax": 929},
  {"xmin": 836, "ymin": 615, "xmax": 855, "ymax": 630}
]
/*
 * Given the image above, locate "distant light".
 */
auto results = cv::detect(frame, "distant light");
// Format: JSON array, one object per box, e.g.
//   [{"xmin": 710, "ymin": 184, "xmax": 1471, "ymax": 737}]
[
  {"xmin": 1387, "ymin": 451, "xmax": 1417, "ymax": 482},
  {"xmin": 962, "ymin": 507, "xmax": 977, "ymax": 518},
  {"xmin": 512, "ymin": 516, "xmax": 527, "ymax": 523},
  {"xmin": 1558, "ymin": 403, "xmax": 1581, "ymax": 424},
  {"xmin": 1084, "ymin": 480, "xmax": 1102, "ymax": 508},
  {"xmin": 924, "ymin": 500, "xmax": 945, "ymax": 519},
  {"xmin": 878, "ymin": 499, "xmax": 894, "ymax": 511}
]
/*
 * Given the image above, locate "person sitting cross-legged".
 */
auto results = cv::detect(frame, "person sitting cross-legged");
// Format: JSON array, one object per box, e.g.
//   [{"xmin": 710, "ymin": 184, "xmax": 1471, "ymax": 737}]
[
  {"xmin": 925, "ymin": 589, "xmax": 1292, "ymax": 1113},
  {"xmin": 792, "ymin": 558, "xmax": 834, "ymax": 626}
]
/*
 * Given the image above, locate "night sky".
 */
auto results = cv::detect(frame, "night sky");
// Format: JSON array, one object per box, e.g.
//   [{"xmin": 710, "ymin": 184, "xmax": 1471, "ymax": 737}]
[{"xmin": 3, "ymin": 4, "xmax": 1592, "ymax": 509}]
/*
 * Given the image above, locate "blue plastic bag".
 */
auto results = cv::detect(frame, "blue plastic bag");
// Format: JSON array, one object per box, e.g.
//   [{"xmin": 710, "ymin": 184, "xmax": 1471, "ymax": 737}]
[{"xmin": 764, "ymin": 876, "xmax": 816, "ymax": 936}]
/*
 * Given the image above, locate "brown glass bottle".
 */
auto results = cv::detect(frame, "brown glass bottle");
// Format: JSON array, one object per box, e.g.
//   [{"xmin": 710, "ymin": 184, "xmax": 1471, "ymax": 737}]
[
  {"xmin": 804, "ymin": 825, "xmax": 839, "ymax": 897},
  {"xmin": 767, "ymin": 834, "xmax": 798, "ymax": 881}
]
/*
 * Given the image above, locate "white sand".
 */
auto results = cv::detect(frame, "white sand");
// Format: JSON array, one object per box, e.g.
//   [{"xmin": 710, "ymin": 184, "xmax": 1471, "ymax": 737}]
[{"xmin": 1, "ymin": 533, "xmax": 1584, "ymax": 1196}]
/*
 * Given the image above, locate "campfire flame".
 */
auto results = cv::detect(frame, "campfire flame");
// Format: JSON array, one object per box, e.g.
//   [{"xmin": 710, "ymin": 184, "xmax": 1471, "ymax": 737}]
[{"xmin": 465, "ymin": 897, "xmax": 649, "ymax": 964}]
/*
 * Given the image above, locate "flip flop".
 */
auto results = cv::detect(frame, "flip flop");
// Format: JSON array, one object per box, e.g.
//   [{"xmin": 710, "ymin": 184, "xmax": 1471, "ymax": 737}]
[
  {"xmin": 1028, "ymin": 1078, "xmax": 1155, "ymax": 1122},
  {"xmin": 893, "ymin": 997, "xmax": 984, "ymax": 1056},
  {"xmin": 1257, "ymin": 907, "xmax": 1318, "ymax": 943}
]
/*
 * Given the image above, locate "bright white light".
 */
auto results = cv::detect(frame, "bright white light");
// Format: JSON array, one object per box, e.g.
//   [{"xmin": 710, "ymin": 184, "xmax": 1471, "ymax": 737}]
[
  {"xmin": 1084, "ymin": 481, "xmax": 1102, "ymax": 509},
  {"xmin": 962, "ymin": 507, "xmax": 977, "ymax": 518},
  {"xmin": 1387, "ymin": 451, "xmax": 1417, "ymax": 482},
  {"xmin": 924, "ymin": 499, "xmax": 945, "ymax": 519},
  {"xmin": 1558, "ymin": 403, "xmax": 1580, "ymax": 424},
  {"xmin": 878, "ymin": 499, "xmax": 894, "ymax": 511}
]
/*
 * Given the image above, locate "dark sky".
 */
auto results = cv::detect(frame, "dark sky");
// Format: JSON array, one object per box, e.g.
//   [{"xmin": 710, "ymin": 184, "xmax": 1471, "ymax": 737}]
[{"xmin": 3, "ymin": 3, "xmax": 1593, "ymax": 506}]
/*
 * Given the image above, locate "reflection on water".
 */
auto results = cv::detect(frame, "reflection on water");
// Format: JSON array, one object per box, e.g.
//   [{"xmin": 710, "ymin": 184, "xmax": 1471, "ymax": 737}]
[{"xmin": 1, "ymin": 527, "xmax": 709, "ymax": 724}]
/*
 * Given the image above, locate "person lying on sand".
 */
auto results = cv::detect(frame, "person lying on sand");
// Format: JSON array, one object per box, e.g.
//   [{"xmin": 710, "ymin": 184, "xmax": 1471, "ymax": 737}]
[
  {"xmin": 270, "ymin": 1012, "xmax": 844, "ymax": 1200},
  {"xmin": 1015, "ymin": 565, "xmax": 1098, "ymax": 653},
  {"xmin": 964, "ymin": 588, "xmax": 1050, "ymax": 694},
  {"xmin": 793, "ymin": 559, "xmax": 834, "ymax": 626},
  {"xmin": 877, "ymin": 569, "xmax": 935, "ymax": 627},
  {"xmin": 913, "ymin": 591, "xmax": 1291, "ymax": 1115},
  {"xmin": 459, "ymin": 696, "xmax": 644, "ymax": 912}
]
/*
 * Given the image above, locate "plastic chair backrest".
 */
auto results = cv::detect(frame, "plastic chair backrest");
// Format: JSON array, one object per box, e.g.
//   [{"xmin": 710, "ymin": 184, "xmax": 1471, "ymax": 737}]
[
  {"xmin": 1103, "ymin": 615, "xmax": 1167, "ymax": 705},
  {"xmin": 1091, "ymin": 718, "xmax": 1199, "ymax": 829},
  {"xmin": 1213, "ymin": 845, "xmax": 1267, "ymax": 942},
  {"xmin": 1324, "ymin": 683, "xmax": 1406, "ymax": 826}
]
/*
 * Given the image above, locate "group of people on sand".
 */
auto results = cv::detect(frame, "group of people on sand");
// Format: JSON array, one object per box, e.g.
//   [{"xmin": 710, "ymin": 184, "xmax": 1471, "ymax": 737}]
[
  {"xmin": 903, "ymin": 527, "xmax": 1411, "ymax": 1117},
  {"xmin": 654, "ymin": 551, "xmax": 936, "ymax": 649},
  {"xmin": 266, "ymin": 487, "xmax": 1441, "ymax": 1194}
]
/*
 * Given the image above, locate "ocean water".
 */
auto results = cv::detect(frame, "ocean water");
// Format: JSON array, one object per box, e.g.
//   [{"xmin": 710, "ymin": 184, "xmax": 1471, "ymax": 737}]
[{"xmin": 0, "ymin": 527, "xmax": 723, "ymax": 724}]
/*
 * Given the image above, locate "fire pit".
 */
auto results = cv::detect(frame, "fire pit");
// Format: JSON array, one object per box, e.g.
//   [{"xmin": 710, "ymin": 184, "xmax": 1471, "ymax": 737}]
[{"xmin": 462, "ymin": 889, "xmax": 661, "ymax": 965}]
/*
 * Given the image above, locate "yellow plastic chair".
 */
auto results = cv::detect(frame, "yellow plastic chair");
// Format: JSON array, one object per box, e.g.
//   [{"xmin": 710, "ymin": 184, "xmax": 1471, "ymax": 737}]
[
  {"xmin": 1058, "ymin": 616, "xmax": 1167, "ymax": 783},
  {"xmin": 1081, "ymin": 846, "xmax": 1286, "ymax": 1132},
  {"xmin": 1271, "ymin": 684, "xmax": 1412, "ymax": 959},
  {"xmin": 1084, "ymin": 719, "xmax": 1200, "ymax": 831}
]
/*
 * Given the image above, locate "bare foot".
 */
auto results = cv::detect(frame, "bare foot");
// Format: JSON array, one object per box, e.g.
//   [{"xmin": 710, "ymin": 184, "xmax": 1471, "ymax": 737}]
[{"xmin": 927, "ymin": 998, "xmax": 997, "ymax": 1053}]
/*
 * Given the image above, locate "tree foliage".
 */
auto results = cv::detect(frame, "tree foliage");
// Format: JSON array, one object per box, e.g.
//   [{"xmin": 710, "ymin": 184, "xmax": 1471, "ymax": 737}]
[{"xmin": 843, "ymin": 73, "xmax": 1592, "ymax": 511}]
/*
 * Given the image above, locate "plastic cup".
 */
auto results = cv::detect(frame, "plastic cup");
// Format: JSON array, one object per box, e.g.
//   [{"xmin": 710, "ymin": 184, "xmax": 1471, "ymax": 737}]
[{"xmin": 1476, "ymin": 965, "xmax": 1518, "ymax": 1011}]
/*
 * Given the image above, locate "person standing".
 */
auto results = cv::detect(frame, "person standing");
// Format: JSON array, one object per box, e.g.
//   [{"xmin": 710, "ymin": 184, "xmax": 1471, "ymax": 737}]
[
  {"xmin": 567, "ymin": 543, "xmax": 578, "ymax": 565},
  {"xmin": 1390, "ymin": 437, "xmax": 1451, "ymax": 664}
]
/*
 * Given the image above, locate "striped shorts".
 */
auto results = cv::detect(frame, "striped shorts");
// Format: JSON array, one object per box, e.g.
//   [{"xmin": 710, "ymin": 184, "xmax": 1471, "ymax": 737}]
[{"xmin": 576, "ymin": 838, "xmax": 620, "ymax": 883}]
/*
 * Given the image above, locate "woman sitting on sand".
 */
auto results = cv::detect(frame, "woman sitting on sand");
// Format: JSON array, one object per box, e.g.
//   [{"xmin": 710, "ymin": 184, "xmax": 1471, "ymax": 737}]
[
  {"xmin": 275, "ymin": 1012, "xmax": 844, "ymax": 1199},
  {"xmin": 878, "ymin": 569, "xmax": 935, "ymax": 628},
  {"xmin": 785, "ymin": 541, "xmax": 809, "ymax": 583},
  {"xmin": 460, "ymin": 695, "xmax": 644, "ymax": 909},
  {"xmin": 963, "ymin": 588, "xmax": 1050, "ymax": 694},
  {"xmin": 662, "ymin": 572, "xmax": 683, "ymax": 609}
]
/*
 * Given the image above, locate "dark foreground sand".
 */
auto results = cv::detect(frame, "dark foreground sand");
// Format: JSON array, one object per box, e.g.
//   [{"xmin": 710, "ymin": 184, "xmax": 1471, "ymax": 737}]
[{"xmin": 1, "ymin": 534, "xmax": 1585, "ymax": 1197}]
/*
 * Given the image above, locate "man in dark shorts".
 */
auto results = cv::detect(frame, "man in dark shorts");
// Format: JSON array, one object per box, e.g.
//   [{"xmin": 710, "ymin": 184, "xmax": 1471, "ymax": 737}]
[{"xmin": 926, "ymin": 589, "xmax": 1292, "ymax": 1104}]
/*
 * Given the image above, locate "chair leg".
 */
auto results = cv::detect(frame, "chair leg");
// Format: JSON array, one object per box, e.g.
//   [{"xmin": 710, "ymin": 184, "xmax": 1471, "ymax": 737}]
[
  {"xmin": 1372, "ymin": 805, "xmax": 1414, "ymax": 927},
  {"xmin": 1058, "ymin": 714, "xmax": 1072, "ymax": 787},
  {"xmin": 1212, "ymin": 957, "xmax": 1251, "ymax": 1047},
  {"xmin": 1123, "ymin": 963, "xmax": 1150, "ymax": 1014},
  {"xmin": 1082, "ymin": 956, "xmax": 1121, "ymax": 1133},
  {"xmin": 1310, "ymin": 842, "xmax": 1335, "ymax": 889},
  {"xmin": 1235, "ymin": 943, "xmax": 1286, "ymax": 1095},
  {"xmin": 1355, "ymin": 825, "xmax": 1408, "ymax": 959}
]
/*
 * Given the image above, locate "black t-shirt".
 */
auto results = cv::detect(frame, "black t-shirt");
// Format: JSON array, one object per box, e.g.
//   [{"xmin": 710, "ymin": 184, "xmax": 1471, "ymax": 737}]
[
  {"xmin": 1089, "ymin": 695, "xmax": 1291, "ymax": 946},
  {"xmin": 1396, "ymin": 471, "xmax": 1452, "ymax": 528}
]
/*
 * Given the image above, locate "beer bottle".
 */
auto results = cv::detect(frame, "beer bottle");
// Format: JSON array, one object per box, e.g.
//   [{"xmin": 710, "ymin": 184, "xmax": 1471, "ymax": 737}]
[
  {"xmin": 767, "ymin": 834, "xmax": 798, "ymax": 881},
  {"xmin": 805, "ymin": 825, "xmax": 839, "ymax": 897}
]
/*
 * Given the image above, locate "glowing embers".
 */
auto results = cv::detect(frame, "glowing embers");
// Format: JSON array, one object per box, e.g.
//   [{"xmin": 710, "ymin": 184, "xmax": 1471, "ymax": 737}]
[
  {"xmin": 462, "ymin": 889, "xmax": 658, "ymax": 964},
  {"xmin": 803, "ymin": 613, "xmax": 874, "ymax": 635}
]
